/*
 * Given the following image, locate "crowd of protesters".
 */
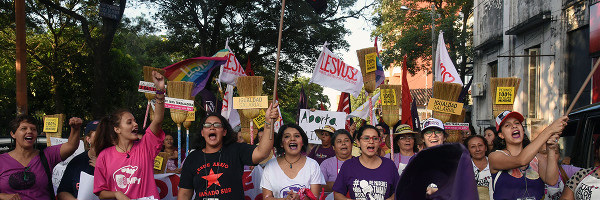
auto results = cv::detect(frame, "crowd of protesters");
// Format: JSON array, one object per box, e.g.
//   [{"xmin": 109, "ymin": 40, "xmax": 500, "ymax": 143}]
[{"xmin": 0, "ymin": 73, "xmax": 586, "ymax": 200}]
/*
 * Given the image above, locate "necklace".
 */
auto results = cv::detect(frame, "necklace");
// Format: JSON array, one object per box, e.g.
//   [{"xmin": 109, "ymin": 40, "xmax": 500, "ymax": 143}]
[
  {"xmin": 283, "ymin": 154, "xmax": 302, "ymax": 169},
  {"xmin": 117, "ymin": 143, "xmax": 131, "ymax": 158}
]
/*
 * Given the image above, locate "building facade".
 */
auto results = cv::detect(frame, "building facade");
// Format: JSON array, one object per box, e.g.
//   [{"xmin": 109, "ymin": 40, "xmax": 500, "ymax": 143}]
[{"xmin": 472, "ymin": 0, "xmax": 592, "ymax": 136}]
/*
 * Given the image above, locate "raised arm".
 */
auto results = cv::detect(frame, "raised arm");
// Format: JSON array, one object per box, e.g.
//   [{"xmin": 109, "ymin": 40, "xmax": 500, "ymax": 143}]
[
  {"xmin": 148, "ymin": 71, "xmax": 165, "ymax": 136},
  {"xmin": 252, "ymin": 101, "xmax": 279, "ymax": 164},
  {"xmin": 60, "ymin": 117, "xmax": 82, "ymax": 160},
  {"xmin": 538, "ymin": 134, "xmax": 560, "ymax": 185},
  {"xmin": 489, "ymin": 116, "xmax": 568, "ymax": 172}
]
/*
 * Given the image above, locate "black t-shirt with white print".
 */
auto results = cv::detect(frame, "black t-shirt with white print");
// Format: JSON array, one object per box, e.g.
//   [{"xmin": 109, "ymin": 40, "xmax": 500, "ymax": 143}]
[{"xmin": 179, "ymin": 142, "xmax": 257, "ymax": 200}]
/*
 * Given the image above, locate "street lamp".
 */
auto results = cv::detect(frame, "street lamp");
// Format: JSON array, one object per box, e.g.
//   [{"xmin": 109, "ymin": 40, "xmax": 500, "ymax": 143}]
[{"xmin": 400, "ymin": 4, "xmax": 436, "ymax": 89}]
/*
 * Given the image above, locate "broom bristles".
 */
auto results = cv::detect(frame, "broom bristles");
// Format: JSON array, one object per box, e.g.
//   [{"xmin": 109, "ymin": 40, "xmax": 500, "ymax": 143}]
[
  {"xmin": 491, "ymin": 77, "xmax": 521, "ymax": 116},
  {"xmin": 432, "ymin": 81, "xmax": 462, "ymax": 123},
  {"xmin": 380, "ymin": 84, "xmax": 402, "ymax": 126},
  {"xmin": 237, "ymin": 76, "xmax": 264, "ymax": 119},
  {"xmin": 168, "ymin": 81, "xmax": 191, "ymax": 124},
  {"xmin": 143, "ymin": 66, "xmax": 166, "ymax": 100},
  {"xmin": 357, "ymin": 47, "xmax": 378, "ymax": 93}
]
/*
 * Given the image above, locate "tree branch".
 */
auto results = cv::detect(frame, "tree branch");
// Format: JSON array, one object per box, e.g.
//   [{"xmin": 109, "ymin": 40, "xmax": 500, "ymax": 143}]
[{"xmin": 37, "ymin": 0, "xmax": 95, "ymax": 51}]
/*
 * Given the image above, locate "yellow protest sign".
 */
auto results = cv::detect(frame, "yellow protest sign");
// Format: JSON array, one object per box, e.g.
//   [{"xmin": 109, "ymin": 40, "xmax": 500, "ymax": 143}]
[
  {"xmin": 154, "ymin": 156, "xmax": 164, "ymax": 170},
  {"xmin": 495, "ymin": 87, "xmax": 515, "ymax": 104},
  {"xmin": 43, "ymin": 117, "xmax": 59, "ymax": 133},
  {"xmin": 186, "ymin": 108, "xmax": 195, "ymax": 122},
  {"xmin": 381, "ymin": 89, "xmax": 397, "ymax": 106},
  {"xmin": 253, "ymin": 109, "xmax": 266, "ymax": 129},
  {"xmin": 427, "ymin": 98, "xmax": 464, "ymax": 115},
  {"xmin": 365, "ymin": 53, "xmax": 377, "ymax": 73},
  {"xmin": 233, "ymin": 96, "xmax": 269, "ymax": 109}
]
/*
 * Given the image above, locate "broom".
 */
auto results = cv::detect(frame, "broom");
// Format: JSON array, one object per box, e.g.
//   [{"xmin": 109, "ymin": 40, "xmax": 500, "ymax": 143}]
[
  {"xmin": 491, "ymin": 77, "xmax": 521, "ymax": 117},
  {"xmin": 44, "ymin": 114, "xmax": 65, "ymax": 147},
  {"xmin": 167, "ymin": 81, "xmax": 193, "ymax": 166},
  {"xmin": 143, "ymin": 66, "xmax": 166, "ymax": 129},
  {"xmin": 380, "ymin": 84, "xmax": 401, "ymax": 161},
  {"xmin": 432, "ymin": 81, "xmax": 463, "ymax": 123},
  {"xmin": 237, "ymin": 76, "xmax": 263, "ymax": 144},
  {"xmin": 182, "ymin": 82, "xmax": 194, "ymax": 158},
  {"xmin": 357, "ymin": 47, "xmax": 378, "ymax": 124}
]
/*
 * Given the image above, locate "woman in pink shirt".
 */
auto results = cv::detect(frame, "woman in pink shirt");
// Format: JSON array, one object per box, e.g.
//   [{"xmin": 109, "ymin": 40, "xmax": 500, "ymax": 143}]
[{"xmin": 92, "ymin": 71, "xmax": 166, "ymax": 200}]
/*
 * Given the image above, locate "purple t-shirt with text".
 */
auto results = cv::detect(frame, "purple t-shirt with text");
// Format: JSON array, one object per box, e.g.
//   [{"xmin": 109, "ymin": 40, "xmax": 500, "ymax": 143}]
[
  {"xmin": 308, "ymin": 145, "xmax": 335, "ymax": 165},
  {"xmin": 333, "ymin": 156, "xmax": 399, "ymax": 199}
]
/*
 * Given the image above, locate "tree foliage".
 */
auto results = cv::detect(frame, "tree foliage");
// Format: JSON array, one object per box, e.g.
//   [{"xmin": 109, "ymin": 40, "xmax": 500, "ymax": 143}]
[{"xmin": 373, "ymin": 0, "xmax": 473, "ymax": 79}]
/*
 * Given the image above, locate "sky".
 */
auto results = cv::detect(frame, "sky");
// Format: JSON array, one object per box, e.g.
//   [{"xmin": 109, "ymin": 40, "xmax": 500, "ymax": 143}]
[{"xmin": 124, "ymin": 0, "xmax": 377, "ymax": 111}]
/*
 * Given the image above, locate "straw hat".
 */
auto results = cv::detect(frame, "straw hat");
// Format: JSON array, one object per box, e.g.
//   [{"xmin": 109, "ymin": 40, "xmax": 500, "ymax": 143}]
[
  {"xmin": 394, "ymin": 124, "xmax": 417, "ymax": 135},
  {"xmin": 315, "ymin": 125, "xmax": 335, "ymax": 135}
]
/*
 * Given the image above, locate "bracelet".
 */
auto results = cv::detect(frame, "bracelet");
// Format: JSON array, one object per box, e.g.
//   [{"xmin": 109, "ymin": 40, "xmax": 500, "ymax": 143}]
[
  {"xmin": 155, "ymin": 98, "xmax": 165, "ymax": 104},
  {"xmin": 155, "ymin": 90, "xmax": 165, "ymax": 95},
  {"xmin": 264, "ymin": 122, "xmax": 272, "ymax": 126}
]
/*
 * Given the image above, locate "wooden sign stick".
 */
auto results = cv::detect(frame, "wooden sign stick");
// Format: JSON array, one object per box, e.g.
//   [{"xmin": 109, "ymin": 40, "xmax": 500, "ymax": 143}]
[
  {"xmin": 271, "ymin": 0, "xmax": 286, "ymax": 139},
  {"xmin": 566, "ymin": 59, "xmax": 600, "ymax": 115}
]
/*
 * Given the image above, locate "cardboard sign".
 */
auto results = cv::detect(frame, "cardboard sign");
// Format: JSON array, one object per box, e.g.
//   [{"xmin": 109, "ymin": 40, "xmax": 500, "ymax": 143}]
[
  {"xmin": 43, "ymin": 117, "xmax": 59, "ymax": 133},
  {"xmin": 298, "ymin": 109, "xmax": 347, "ymax": 144},
  {"xmin": 164, "ymin": 97, "xmax": 194, "ymax": 111},
  {"xmin": 154, "ymin": 156, "xmax": 164, "ymax": 170},
  {"xmin": 444, "ymin": 122, "xmax": 470, "ymax": 130},
  {"xmin": 138, "ymin": 81, "xmax": 157, "ymax": 94},
  {"xmin": 253, "ymin": 109, "xmax": 266, "ymax": 129},
  {"xmin": 427, "ymin": 98, "xmax": 464, "ymax": 115},
  {"xmin": 233, "ymin": 96, "xmax": 269, "ymax": 109},
  {"xmin": 495, "ymin": 87, "xmax": 515, "ymax": 104},
  {"xmin": 381, "ymin": 89, "xmax": 397, "ymax": 106},
  {"xmin": 186, "ymin": 108, "xmax": 195, "ymax": 122},
  {"xmin": 365, "ymin": 53, "xmax": 377, "ymax": 73}
]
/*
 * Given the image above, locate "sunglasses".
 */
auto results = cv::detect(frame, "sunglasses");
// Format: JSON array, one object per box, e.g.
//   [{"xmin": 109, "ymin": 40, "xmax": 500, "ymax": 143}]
[{"xmin": 203, "ymin": 123, "xmax": 223, "ymax": 128}]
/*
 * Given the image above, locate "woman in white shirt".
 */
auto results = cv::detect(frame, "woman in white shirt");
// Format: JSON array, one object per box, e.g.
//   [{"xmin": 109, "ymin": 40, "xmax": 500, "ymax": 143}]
[
  {"xmin": 464, "ymin": 135, "xmax": 493, "ymax": 200},
  {"xmin": 261, "ymin": 123, "xmax": 325, "ymax": 199}
]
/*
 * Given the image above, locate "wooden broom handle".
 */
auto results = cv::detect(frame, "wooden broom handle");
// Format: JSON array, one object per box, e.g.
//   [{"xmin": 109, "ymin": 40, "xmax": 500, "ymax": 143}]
[
  {"xmin": 271, "ymin": 0, "xmax": 286, "ymax": 139},
  {"xmin": 566, "ymin": 59, "xmax": 600, "ymax": 115}
]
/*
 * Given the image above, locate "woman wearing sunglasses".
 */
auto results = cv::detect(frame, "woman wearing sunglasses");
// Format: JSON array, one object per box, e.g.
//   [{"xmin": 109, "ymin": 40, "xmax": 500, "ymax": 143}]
[
  {"xmin": 178, "ymin": 102, "xmax": 279, "ymax": 200},
  {"xmin": 333, "ymin": 125, "xmax": 399, "ymax": 200}
]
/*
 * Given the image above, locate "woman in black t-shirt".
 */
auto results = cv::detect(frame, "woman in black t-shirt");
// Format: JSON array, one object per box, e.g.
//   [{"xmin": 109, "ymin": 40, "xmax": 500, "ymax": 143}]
[{"xmin": 178, "ymin": 102, "xmax": 279, "ymax": 200}]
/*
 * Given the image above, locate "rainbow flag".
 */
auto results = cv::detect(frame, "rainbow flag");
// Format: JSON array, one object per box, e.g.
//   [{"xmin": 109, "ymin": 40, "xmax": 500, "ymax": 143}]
[{"xmin": 164, "ymin": 49, "xmax": 229, "ymax": 96}]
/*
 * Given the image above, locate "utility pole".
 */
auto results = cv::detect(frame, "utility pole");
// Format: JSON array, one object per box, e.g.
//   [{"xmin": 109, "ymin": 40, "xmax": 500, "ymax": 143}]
[{"xmin": 15, "ymin": 0, "xmax": 27, "ymax": 115}]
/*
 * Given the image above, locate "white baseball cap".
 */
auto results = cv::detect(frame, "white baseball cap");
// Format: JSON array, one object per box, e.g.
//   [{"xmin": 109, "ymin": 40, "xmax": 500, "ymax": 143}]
[{"xmin": 421, "ymin": 118, "xmax": 445, "ymax": 132}]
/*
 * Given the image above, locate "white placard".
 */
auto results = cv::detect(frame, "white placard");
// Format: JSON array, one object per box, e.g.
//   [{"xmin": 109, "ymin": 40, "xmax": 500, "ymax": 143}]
[
  {"xmin": 298, "ymin": 109, "xmax": 347, "ymax": 144},
  {"xmin": 138, "ymin": 81, "xmax": 157, "ymax": 94},
  {"xmin": 164, "ymin": 97, "xmax": 194, "ymax": 111},
  {"xmin": 77, "ymin": 172, "xmax": 100, "ymax": 200}
]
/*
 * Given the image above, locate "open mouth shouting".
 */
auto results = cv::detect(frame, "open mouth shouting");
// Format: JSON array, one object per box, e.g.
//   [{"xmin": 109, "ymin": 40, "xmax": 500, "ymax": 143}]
[
  {"xmin": 132, "ymin": 128, "xmax": 138, "ymax": 135},
  {"xmin": 289, "ymin": 142, "xmax": 299, "ymax": 150},
  {"xmin": 511, "ymin": 130, "xmax": 521, "ymax": 139},
  {"xmin": 24, "ymin": 135, "xmax": 35, "ymax": 143},
  {"xmin": 208, "ymin": 132, "xmax": 218, "ymax": 141}
]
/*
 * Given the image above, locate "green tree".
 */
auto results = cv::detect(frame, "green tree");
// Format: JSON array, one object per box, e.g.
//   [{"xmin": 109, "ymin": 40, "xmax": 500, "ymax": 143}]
[
  {"xmin": 373, "ymin": 0, "xmax": 473, "ymax": 80},
  {"xmin": 278, "ymin": 76, "xmax": 329, "ymax": 123}
]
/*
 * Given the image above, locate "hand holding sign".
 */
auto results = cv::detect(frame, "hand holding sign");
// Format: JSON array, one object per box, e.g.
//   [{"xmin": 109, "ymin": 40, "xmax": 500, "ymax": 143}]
[
  {"xmin": 153, "ymin": 71, "xmax": 165, "ymax": 91},
  {"xmin": 68, "ymin": 117, "xmax": 83, "ymax": 131}
]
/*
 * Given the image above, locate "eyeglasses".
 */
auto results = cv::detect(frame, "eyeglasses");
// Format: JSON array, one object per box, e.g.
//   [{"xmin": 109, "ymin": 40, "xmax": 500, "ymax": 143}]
[
  {"xmin": 423, "ymin": 131, "xmax": 444, "ymax": 137},
  {"xmin": 360, "ymin": 136, "xmax": 381, "ymax": 142},
  {"xmin": 399, "ymin": 135, "xmax": 414, "ymax": 140},
  {"xmin": 203, "ymin": 123, "xmax": 223, "ymax": 128}
]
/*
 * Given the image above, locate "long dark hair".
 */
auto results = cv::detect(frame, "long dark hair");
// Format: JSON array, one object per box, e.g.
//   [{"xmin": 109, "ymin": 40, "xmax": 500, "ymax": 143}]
[
  {"xmin": 274, "ymin": 123, "xmax": 309, "ymax": 157},
  {"xmin": 492, "ymin": 125, "xmax": 531, "ymax": 151},
  {"xmin": 356, "ymin": 125, "xmax": 380, "ymax": 139},
  {"xmin": 464, "ymin": 135, "xmax": 490, "ymax": 156},
  {"xmin": 393, "ymin": 134, "xmax": 419, "ymax": 153},
  {"xmin": 93, "ymin": 109, "xmax": 130, "ymax": 157},
  {"xmin": 192, "ymin": 113, "xmax": 236, "ymax": 150}
]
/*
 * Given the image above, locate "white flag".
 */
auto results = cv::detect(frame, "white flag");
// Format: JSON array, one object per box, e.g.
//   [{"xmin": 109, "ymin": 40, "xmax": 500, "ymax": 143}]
[
  {"xmin": 310, "ymin": 44, "xmax": 364, "ymax": 97},
  {"xmin": 347, "ymin": 92, "xmax": 380, "ymax": 120},
  {"xmin": 434, "ymin": 32, "xmax": 463, "ymax": 85},
  {"xmin": 221, "ymin": 84, "xmax": 240, "ymax": 127},
  {"xmin": 218, "ymin": 45, "xmax": 246, "ymax": 86}
]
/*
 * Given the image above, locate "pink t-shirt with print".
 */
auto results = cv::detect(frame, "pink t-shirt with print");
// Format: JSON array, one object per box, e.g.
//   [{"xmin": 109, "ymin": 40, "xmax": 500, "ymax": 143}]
[{"xmin": 93, "ymin": 128, "xmax": 165, "ymax": 199}]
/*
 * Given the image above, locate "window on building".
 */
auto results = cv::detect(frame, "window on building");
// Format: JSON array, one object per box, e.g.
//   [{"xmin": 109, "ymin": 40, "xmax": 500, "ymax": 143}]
[
  {"xmin": 526, "ymin": 47, "xmax": 541, "ymax": 118},
  {"xmin": 489, "ymin": 61, "xmax": 498, "ymax": 78}
]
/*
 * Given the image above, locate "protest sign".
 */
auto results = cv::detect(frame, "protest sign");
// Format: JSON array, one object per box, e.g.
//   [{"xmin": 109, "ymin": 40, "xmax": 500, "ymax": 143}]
[
  {"xmin": 381, "ymin": 89, "xmax": 397, "ymax": 106},
  {"xmin": 164, "ymin": 97, "xmax": 194, "ymax": 111},
  {"xmin": 233, "ymin": 96, "xmax": 269, "ymax": 109},
  {"xmin": 298, "ymin": 109, "xmax": 347, "ymax": 144},
  {"xmin": 365, "ymin": 52, "xmax": 377, "ymax": 73},
  {"xmin": 44, "ymin": 117, "xmax": 59, "ymax": 133},
  {"xmin": 444, "ymin": 122, "xmax": 470, "ymax": 131},
  {"xmin": 78, "ymin": 172, "xmax": 100, "ymax": 200},
  {"xmin": 138, "ymin": 81, "xmax": 157, "ymax": 94},
  {"xmin": 310, "ymin": 45, "xmax": 364, "ymax": 97},
  {"xmin": 253, "ymin": 109, "xmax": 266, "ymax": 129},
  {"xmin": 427, "ymin": 98, "xmax": 464, "ymax": 115},
  {"xmin": 495, "ymin": 87, "xmax": 515, "ymax": 104}
]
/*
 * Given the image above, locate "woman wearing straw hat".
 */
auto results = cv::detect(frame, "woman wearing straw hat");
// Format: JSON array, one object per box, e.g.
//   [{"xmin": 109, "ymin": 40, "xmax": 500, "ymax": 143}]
[
  {"xmin": 464, "ymin": 135, "xmax": 492, "ymax": 200},
  {"xmin": 488, "ymin": 111, "xmax": 568, "ymax": 200},
  {"xmin": 385, "ymin": 124, "xmax": 418, "ymax": 176},
  {"xmin": 177, "ymin": 102, "xmax": 279, "ymax": 200},
  {"xmin": 320, "ymin": 129, "xmax": 354, "ymax": 194},
  {"xmin": 261, "ymin": 123, "xmax": 325, "ymax": 199},
  {"xmin": 308, "ymin": 125, "xmax": 336, "ymax": 165},
  {"xmin": 0, "ymin": 115, "xmax": 82, "ymax": 200},
  {"xmin": 92, "ymin": 71, "xmax": 165, "ymax": 200},
  {"xmin": 333, "ymin": 125, "xmax": 399, "ymax": 200}
]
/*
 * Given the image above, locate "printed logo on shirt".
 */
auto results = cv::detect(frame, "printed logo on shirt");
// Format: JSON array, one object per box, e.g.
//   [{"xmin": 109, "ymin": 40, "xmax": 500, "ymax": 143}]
[
  {"xmin": 112, "ymin": 165, "xmax": 140, "ymax": 193},
  {"xmin": 576, "ymin": 183, "xmax": 593, "ymax": 200},
  {"xmin": 476, "ymin": 175, "xmax": 491, "ymax": 187},
  {"xmin": 279, "ymin": 184, "xmax": 306, "ymax": 197},
  {"xmin": 351, "ymin": 179, "xmax": 388, "ymax": 199},
  {"xmin": 316, "ymin": 153, "xmax": 329, "ymax": 159},
  {"xmin": 195, "ymin": 162, "xmax": 233, "ymax": 198}
]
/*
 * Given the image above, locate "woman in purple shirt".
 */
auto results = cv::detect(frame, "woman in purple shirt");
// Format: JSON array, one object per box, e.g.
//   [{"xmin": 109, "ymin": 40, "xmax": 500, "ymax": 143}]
[
  {"xmin": 489, "ymin": 111, "xmax": 567, "ymax": 200},
  {"xmin": 333, "ymin": 125, "xmax": 399, "ymax": 200}
]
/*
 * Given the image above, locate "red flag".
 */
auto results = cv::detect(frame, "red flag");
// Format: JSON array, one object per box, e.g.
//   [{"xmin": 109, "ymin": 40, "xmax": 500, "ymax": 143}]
[
  {"xmin": 337, "ymin": 92, "xmax": 352, "ymax": 130},
  {"xmin": 320, "ymin": 103, "xmax": 326, "ymax": 111},
  {"xmin": 245, "ymin": 57, "xmax": 255, "ymax": 76},
  {"xmin": 401, "ymin": 55, "xmax": 414, "ymax": 128}
]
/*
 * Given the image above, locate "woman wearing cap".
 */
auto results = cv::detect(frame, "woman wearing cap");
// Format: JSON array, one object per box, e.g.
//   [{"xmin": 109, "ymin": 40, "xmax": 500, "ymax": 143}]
[
  {"xmin": 385, "ymin": 124, "xmax": 418, "ymax": 176},
  {"xmin": 178, "ymin": 102, "xmax": 279, "ymax": 200},
  {"xmin": 421, "ymin": 118, "xmax": 447, "ymax": 148},
  {"xmin": 261, "ymin": 123, "xmax": 325, "ymax": 199},
  {"xmin": 333, "ymin": 125, "xmax": 399, "ymax": 200},
  {"xmin": 57, "ymin": 120, "xmax": 100, "ymax": 200},
  {"xmin": 308, "ymin": 125, "xmax": 336, "ymax": 165},
  {"xmin": 0, "ymin": 115, "xmax": 82, "ymax": 200},
  {"xmin": 488, "ymin": 111, "xmax": 567, "ymax": 200},
  {"xmin": 320, "ymin": 129, "xmax": 354, "ymax": 194},
  {"xmin": 464, "ymin": 135, "xmax": 492, "ymax": 200}
]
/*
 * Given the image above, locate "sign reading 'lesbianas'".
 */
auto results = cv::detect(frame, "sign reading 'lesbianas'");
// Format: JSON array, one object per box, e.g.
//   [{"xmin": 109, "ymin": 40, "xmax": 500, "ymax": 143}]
[
  {"xmin": 298, "ymin": 109, "xmax": 347, "ymax": 144},
  {"xmin": 427, "ymin": 98, "xmax": 464, "ymax": 115}
]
